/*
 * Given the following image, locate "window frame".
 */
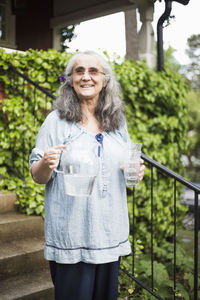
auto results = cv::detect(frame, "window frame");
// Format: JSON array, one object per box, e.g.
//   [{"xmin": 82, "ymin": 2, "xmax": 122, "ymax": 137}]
[{"xmin": 0, "ymin": 0, "xmax": 16, "ymax": 49}]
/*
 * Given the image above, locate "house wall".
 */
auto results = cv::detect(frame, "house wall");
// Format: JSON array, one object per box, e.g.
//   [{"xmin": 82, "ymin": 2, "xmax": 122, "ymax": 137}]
[
  {"xmin": 16, "ymin": 0, "xmax": 53, "ymax": 51},
  {"xmin": 1, "ymin": 0, "xmax": 156, "ymax": 67}
]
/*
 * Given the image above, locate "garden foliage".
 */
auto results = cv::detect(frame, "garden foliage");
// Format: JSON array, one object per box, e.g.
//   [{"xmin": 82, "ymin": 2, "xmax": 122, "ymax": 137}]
[
  {"xmin": 0, "ymin": 48, "xmax": 193, "ymax": 298},
  {"xmin": 114, "ymin": 58, "xmax": 189, "ymax": 243},
  {"xmin": 112, "ymin": 59, "xmax": 194, "ymax": 299},
  {"xmin": 0, "ymin": 48, "xmax": 72, "ymax": 216}
]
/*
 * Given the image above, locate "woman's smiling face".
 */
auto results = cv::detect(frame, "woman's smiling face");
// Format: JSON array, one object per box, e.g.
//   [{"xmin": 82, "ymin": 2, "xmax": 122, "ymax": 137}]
[{"xmin": 72, "ymin": 54, "xmax": 105, "ymax": 103}]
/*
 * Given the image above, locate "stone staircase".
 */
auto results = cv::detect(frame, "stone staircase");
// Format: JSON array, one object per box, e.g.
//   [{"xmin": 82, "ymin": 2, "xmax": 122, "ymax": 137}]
[{"xmin": 0, "ymin": 191, "xmax": 54, "ymax": 300}]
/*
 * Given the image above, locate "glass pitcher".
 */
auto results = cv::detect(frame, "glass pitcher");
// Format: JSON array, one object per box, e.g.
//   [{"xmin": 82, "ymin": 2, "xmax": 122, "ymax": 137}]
[{"xmin": 55, "ymin": 142, "xmax": 99, "ymax": 197}]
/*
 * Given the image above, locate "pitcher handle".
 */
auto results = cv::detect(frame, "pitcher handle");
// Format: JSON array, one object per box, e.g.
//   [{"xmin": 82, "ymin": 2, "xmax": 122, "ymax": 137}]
[
  {"xmin": 54, "ymin": 169, "xmax": 63, "ymax": 174},
  {"xmin": 54, "ymin": 147, "xmax": 66, "ymax": 174}
]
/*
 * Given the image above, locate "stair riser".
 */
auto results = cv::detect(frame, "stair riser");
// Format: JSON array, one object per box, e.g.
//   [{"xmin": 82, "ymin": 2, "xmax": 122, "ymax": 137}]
[
  {"xmin": 0, "ymin": 218, "xmax": 44, "ymax": 242},
  {"xmin": 0, "ymin": 250, "xmax": 47, "ymax": 280},
  {"xmin": 0, "ymin": 287, "xmax": 54, "ymax": 300},
  {"xmin": 14, "ymin": 288, "xmax": 54, "ymax": 300},
  {"xmin": 0, "ymin": 268, "xmax": 54, "ymax": 300},
  {"xmin": 0, "ymin": 193, "xmax": 17, "ymax": 213}
]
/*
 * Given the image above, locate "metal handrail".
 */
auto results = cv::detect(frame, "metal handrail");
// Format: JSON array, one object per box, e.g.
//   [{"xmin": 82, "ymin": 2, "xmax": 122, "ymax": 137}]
[
  {"xmin": 8, "ymin": 64, "xmax": 56, "ymax": 100},
  {"xmin": 121, "ymin": 152, "xmax": 199, "ymax": 300},
  {"xmin": 142, "ymin": 153, "xmax": 200, "ymax": 193}
]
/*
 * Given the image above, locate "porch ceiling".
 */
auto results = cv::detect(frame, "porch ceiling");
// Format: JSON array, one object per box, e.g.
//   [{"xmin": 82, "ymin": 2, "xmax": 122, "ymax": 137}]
[{"xmin": 51, "ymin": 0, "xmax": 137, "ymax": 28}]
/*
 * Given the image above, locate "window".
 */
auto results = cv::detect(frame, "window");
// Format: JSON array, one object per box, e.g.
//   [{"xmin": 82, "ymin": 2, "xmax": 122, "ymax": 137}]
[
  {"xmin": 0, "ymin": 0, "xmax": 6, "ymax": 40},
  {"xmin": 0, "ymin": 0, "xmax": 16, "ymax": 48}
]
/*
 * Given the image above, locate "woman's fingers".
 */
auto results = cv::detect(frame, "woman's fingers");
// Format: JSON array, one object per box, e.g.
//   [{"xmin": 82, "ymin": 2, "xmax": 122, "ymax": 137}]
[
  {"xmin": 120, "ymin": 159, "xmax": 145, "ymax": 182},
  {"xmin": 54, "ymin": 144, "xmax": 67, "ymax": 150},
  {"xmin": 43, "ymin": 145, "xmax": 66, "ymax": 169},
  {"xmin": 139, "ymin": 159, "xmax": 145, "ymax": 181}
]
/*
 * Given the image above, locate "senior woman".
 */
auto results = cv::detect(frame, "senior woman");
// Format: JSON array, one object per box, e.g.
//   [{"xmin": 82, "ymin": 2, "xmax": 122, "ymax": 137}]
[{"xmin": 29, "ymin": 50, "xmax": 145, "ymax": 300}]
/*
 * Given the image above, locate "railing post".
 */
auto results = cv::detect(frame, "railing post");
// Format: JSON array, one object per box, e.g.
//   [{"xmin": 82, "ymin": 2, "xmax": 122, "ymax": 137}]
[
  {"xmin": 22, "ymin": 79, "xmax": 25, "ymax": 180},
  {"xmin": 33, "ymin": 87, "xmax": 36, "ymax": 127},
  {"xmin": 194, "ymin": 191, "xmax": 199, "ymax": 300},
  {"xmin": 12, "ymin": 70, "xmax": 16, "ymax": 96},
  {"xmin": 132, "ymin": 187, "xmax": 135, "ymax": 276},
  {"xmin": 151, "ymin": 165, "xmax": 154, "ymax": 291},
  {"xmin": 173, "ymin": 179, "xmax": 177, "ymax": 300}
]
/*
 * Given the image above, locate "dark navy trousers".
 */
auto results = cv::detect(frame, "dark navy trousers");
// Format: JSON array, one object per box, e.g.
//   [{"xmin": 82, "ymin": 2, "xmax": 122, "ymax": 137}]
[{"xmin": 49, "ymin": 259, "xmax": 120, "ymax": 300}]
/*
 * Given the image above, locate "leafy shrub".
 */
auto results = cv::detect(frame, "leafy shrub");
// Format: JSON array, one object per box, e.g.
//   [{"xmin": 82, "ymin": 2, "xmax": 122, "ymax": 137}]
[
  {"xmin": 113, "ymin": 59, "xmax": 189, "ymax": 244},
  {"xmin": 113, "ymin": 59, "xmax": 191, "ymax": 298},
  {"xmin": 0, "ymin": 48, "xmax": 72, "ymax": 216}
]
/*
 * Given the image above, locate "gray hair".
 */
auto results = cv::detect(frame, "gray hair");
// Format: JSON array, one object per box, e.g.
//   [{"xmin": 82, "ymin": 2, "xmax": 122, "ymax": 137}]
[{"xmin": 54, "ymin": 50, "xmax": 125, "ymax": 131}]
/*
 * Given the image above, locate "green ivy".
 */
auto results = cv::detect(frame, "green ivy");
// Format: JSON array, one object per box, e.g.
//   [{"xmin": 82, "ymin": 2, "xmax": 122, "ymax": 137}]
[
  {"xmin": 0, "ymin": 49, "xmax": 194, "ymax": 299},
  {"xmin": 113, "ymin": 59, "xmax": 193, "ymax": 299},
  {"xmin": 113, "ymin": 59, "xmax": 189, "ymax": 246},
  {"xmin": 0, "ymin": 48, "xmax": 72, "ymax": 216}
]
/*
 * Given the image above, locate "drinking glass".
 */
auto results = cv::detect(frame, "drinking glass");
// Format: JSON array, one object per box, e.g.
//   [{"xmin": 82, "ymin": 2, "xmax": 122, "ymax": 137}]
[{"xmin": 123, "ymin": 142, "xmax": 142, "ymax": 187}]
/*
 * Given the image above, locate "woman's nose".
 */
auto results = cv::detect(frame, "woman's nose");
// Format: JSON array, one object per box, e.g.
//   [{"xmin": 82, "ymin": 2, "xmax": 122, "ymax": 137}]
[{"xmin": 82, "ymin": 70, "xmax": 91, "ymax": 80}]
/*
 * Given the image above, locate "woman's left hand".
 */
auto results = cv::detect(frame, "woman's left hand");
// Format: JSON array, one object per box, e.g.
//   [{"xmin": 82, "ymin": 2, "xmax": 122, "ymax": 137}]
[
  {"xmin": 120, "ymin": 159, "xmax": 145, "ymax": 181},
  {"xmin": 139, "ymin": 159, "xmax": 145, "ymax": 181}
]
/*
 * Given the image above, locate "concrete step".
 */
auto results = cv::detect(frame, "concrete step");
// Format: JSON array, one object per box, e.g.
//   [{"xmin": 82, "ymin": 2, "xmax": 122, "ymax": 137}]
[
  {"xmin": 0, "ymin": 268, "xmax": 54, "ymax": 300},
  {"xmin": 0, "ymin": 193, "xmax": 54, "ymax": 299},
  {"xmin": 0, "ymin": 191, "xmax": 17, "ymax": 213},
  {"xmin": 0, "ymin": 212, "xmax": 44, "ymax": 242},
  {"xmin": 0, "ymin": 237, "xmax": 47, "ymax": 280}
]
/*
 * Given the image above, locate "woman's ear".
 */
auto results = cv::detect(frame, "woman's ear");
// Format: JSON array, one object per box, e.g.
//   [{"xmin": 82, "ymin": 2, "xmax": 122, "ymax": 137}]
[
  {"xmin": 70, "ymin": 77, "xmax": 73, "ymax": 87},
  {"xmin": 66, "ymin": 76, "xmax": 73, "ymax": 87},
  {"xmin": 103, "ymin": 75, "xmax": 110, "ymax": 87}
]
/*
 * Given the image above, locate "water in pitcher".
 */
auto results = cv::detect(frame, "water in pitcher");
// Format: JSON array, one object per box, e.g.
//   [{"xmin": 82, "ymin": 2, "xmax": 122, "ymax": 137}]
[{"xmin": 64, "ymin": 174, "xmax": 97, "ymax": 197}]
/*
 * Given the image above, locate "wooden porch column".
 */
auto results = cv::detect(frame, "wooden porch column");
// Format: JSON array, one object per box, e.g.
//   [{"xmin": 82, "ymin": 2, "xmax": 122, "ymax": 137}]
[
  {"xmin": 125, "ymin": 9, "xmax": 138, "ymax": 61},
  {"xmin": 138, "ymin": 0, "xmax": 156, "ymax": 68}
]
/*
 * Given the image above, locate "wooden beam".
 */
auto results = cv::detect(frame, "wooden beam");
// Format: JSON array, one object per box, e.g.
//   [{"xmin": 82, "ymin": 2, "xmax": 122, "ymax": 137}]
[{"xmin": 50, "ymin": 0, "xmax": 136, "ymax": 28}]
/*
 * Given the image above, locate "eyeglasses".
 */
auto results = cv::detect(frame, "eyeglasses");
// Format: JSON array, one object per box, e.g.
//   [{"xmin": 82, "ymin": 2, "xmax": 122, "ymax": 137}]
[{"xmin": 72, "ymin": 67, "xmax": 106, "ymax": 77}]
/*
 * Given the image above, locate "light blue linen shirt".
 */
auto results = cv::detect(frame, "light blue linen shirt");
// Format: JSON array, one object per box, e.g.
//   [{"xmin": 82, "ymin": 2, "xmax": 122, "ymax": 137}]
[{"xmin": 29, "ymin": 110, "xmax": 131, "ymax": 264}]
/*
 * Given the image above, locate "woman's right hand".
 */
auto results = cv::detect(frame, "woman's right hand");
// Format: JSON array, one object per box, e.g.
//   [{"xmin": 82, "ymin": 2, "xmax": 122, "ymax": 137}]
[
  {"xmin": 42, "ymin": 144, "xmax": 67, "ymax": 170},
  {"xmin": 31, "ymin": 144, "xmax": 66, "ymax": 184}
]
